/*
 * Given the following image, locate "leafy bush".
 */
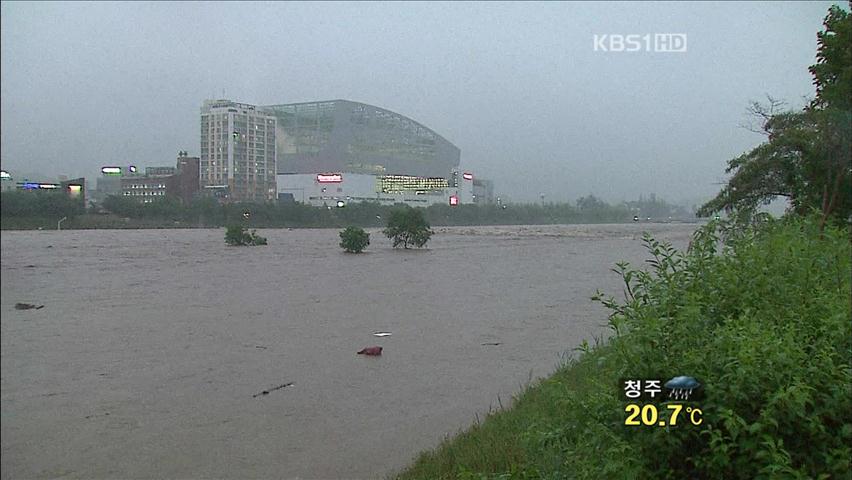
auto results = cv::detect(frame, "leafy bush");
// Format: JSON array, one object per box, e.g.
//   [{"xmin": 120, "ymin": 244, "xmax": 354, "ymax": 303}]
[
  {"xmin": 251, "ymin": 231, "xmax": 267, "ymax": 245},
  {"xmin": 398, "ymin": 215, "xmax": 851, "ymax": 479},
  {"xmin": 383, "ymin": 207, "xmax": 433, "ymax": 249},
  {"xmin": 224, "ymin": 225, "xmax": 267, "ymax": 246},
  {"xmin": 339, "ymin": 226, "xmax": 370, "ymax": 253},
  {"xmin": 573, "ymin": 215, "xmax": 852, "ymax": 478}
]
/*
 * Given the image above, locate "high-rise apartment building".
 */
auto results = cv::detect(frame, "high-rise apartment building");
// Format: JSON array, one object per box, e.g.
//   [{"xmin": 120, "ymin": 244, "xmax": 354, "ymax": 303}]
[{"xmin": 200, "ymin": 100, "xmax": 276, "ymax": 202}]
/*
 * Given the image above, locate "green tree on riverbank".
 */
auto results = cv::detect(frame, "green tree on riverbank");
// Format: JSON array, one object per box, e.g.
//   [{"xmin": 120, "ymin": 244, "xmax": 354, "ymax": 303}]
[
  {"xmin": 4, "ymin": 192, "xmax": 694, "ymax": 230},
  {"xmin": 699, "ymin": 5, "xmax": 851, "ymax": 227},
  {"xmin": 0, "ymin": 190, "xmax": 84, "ymax": 219}
]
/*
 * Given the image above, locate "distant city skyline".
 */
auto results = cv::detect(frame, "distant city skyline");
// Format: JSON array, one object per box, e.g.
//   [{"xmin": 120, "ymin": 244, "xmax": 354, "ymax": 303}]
[{"xmin": 1, "ymin": 1, "xmax": 841, "ymax": 206}]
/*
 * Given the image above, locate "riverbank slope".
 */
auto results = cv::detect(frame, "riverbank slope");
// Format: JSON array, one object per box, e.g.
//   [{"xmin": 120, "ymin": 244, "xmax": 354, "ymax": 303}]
[{"xmin": 396, "ymin": 216, "xmax": 851, "ymax": 479}]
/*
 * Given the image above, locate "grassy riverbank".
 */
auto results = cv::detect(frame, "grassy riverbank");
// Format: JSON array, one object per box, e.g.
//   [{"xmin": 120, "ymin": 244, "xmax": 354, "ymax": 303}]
[{"xmin": 396, "ymin": 215, "xmax": 851, "ymax": 479}]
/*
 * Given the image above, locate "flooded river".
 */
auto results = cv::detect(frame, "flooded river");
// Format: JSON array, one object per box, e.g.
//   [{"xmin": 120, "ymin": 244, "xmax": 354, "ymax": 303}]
[{"xmin": 1, "ymin": 224, "xmax": 697, "ymax": 479}]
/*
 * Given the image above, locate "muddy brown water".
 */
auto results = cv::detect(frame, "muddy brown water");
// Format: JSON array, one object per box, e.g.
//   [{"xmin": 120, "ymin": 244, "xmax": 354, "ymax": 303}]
[{"xmin": 1, "ymin": 224, "xmax": 697, "ymax": 479}]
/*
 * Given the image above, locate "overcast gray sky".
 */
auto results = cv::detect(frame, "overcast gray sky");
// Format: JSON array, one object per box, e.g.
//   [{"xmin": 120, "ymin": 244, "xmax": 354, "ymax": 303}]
[{"xmin": 0, "ymin": 1, "xmax": 841, "ymax": 205}]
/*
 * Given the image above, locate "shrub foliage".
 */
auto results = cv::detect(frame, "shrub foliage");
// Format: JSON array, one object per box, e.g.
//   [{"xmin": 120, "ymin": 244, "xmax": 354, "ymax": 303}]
[
  {"xmin": 398, "ymin": 215, "xmax": 851, "ymax": 479},
  {"xmin": 578, "ymin": 216, "xmax": 852, "ymax": 478},
  {"xmin": 224, "ymin": 225, "xmax": 267, "ymax": 246},
  {"xmin": 383, "ymin": 207, "xmax": 433, "ymax": 249},
  {"xmin": 339, "ymin": 226, "xmax": 370, "ymax": 253}
]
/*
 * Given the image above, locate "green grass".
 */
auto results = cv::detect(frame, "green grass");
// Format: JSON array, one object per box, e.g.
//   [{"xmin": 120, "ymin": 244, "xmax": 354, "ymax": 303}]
[
  {"xmin": 397, "ymin": 347, "xmax": 619, "ymax": 480},
  {"xmin": 395, "ymin": 215, "xmax": 852, "ymax": 479}
]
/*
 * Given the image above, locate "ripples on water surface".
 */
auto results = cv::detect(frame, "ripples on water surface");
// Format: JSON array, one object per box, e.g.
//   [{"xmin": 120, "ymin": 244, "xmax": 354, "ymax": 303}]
[{"xmin": 1, "ymin": 224, "xmax": 697, "ymax": 479}]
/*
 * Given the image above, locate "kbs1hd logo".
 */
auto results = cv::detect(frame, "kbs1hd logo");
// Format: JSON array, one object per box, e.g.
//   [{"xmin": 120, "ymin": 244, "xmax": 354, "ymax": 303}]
[{"xmin": 593, "ymin": 33, "xmax": 687, "ymax": 53}]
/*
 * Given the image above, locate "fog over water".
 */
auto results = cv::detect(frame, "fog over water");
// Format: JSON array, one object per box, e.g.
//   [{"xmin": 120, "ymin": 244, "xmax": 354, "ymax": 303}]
[
  {"xmin": 0, "ymin": 1, "xmax": 838, "ymax": 204},
  {"xmin": 2, "ymin": 224, "xmax": 696, "ymax": 479}
]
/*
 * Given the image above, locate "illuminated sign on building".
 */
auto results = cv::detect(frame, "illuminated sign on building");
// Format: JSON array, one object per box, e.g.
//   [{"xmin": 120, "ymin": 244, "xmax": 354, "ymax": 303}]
[
  {"xmin": 17, "ymin": 182, "xmax": 60, "ymax": 190},
  {"xmin": 101, "ymin": 166, "xmax": 122, "ymax": 175},
  {"xmin": 449, "ymin": 195, "xmax": 459, "ymax": 206},
  {"xmin": 317, "ymin": 173, "xmax": 343, "ymax": 183},
  {"xmin": 463, "ymin": 172, "xmax": 474, "ymax": 181},
  {"xmin": 0, "ymin": 170, "xmax": 11, "ymax": 180},
  {"xmin": 379, "ymin": 175, "xmax": 449, "ymax": 193}
]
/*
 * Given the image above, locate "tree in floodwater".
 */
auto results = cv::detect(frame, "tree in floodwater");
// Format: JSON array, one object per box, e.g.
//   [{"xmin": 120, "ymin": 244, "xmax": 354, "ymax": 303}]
[
  {"xmin": 383, "ymin": 207, "xmax": 432, "ymax": 249},
  {"xmin": 339, "ymin": 226, "xmax": 370, "ymax": 253},
  {"xmin": 224, "ymin": 225, "xmax": 267, "ymax": 246},
  {"xmin": 699, "ymin": 4, "xmax": 851, "ymax": 228}
]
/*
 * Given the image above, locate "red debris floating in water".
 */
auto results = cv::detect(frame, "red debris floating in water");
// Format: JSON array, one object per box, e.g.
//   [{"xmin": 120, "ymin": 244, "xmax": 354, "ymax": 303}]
[{"xmin": 357, "ymin": 346, "xmax": 383, "ymax": 356}]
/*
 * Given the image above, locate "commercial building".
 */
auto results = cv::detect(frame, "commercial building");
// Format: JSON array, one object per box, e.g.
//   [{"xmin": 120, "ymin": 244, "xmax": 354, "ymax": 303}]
[
  {"xmin": 94, "ymin": 175, "xmax": 121, "ymax": 201},
  {"xmin": 5, "ymin": 173, "xmax": 86, "ymax": 205},
  {"xmin": 174, "ymin": 152, "xmax": 200, "ymax": 204},
  {"xmin": 0, "ymin": 170, "xmax": 14, "ymax": 191},
  {"xmin": 120, "ymin": 152, "xmax": 200, "ymax": 204},
  {"xmin": 61, "ymin": 178, "xmax": 86, "ymax": 205},
  {"xmin": 200, "ymin": 100, "xmax": 276, "ymax": 202},
  {"xmin": 121, "ymin": 175, "xmax": 169, "ymax": 203},
  {"xmin": 263, "ymin": 100, "xmax": 459, "ymax": 178},
  {"xmin": 145, "ymin": 166, "xmax": 176, "ymax": 176},
  {"xmin": 277, "ymin": 172, "xmax": 465, "ymax": 207},
  {"xmin": 262, "ymin": 99, "xmax": 473, "ymax": 206},
  {"xmin": 472, "ymin": 178, "xmax": 495, "ymax": 204}
]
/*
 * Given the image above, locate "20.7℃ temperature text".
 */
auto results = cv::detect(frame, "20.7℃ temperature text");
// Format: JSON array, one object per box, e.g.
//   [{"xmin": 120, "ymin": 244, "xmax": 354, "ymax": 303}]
[{"xmin": 624, "ymin": 403, "xmax": 703, "ymax": 427}]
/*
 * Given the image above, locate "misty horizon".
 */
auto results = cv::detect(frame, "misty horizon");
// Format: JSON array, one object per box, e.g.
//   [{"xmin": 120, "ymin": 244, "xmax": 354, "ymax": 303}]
[{"xmin": 1, "ymin": 1, "xmax": 841, "ymax": 206}]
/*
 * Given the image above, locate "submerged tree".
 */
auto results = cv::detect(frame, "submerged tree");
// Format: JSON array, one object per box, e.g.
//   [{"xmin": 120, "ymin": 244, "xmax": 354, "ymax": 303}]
[
  {"xmin": 224, "ymin": 225, "xmax": 267, "ymax": 246},
  {"xmin": 383, "ymin": 207, "xmax": 432, "ymax": 249},
  {"xmin": 339, "ymin": 226, "xmax": 370, "ymax": 253}
]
